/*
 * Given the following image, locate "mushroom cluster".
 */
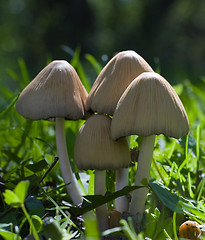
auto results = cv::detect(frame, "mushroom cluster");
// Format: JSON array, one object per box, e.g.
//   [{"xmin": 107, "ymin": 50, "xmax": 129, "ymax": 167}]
[
  {"xmin": 77, "ymin": 50, "xmax": 189, "ymax": 230},
  {"xmin": 16, "ymin": 50, "xmax": 189, "ymax": 234}
]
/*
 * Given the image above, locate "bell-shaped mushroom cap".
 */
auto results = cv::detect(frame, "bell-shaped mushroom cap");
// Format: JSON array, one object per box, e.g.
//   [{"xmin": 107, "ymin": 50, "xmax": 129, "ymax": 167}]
[
  {"xmin": 86, "ymin": 50, "xmax": 153, "ymax": 116},
  {"xmin": 16, "ymin": 60, "xmax": 88, "ymax": 120},
  {"xmin": 74, "ymin": 114, "xmax": 131, "ymax": 170},
  {"xmin": 111, "ymin": 72, "xmax": 189, "ymax": 140}
]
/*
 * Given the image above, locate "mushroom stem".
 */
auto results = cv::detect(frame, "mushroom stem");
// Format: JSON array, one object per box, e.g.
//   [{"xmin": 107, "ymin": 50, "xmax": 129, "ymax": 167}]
[
  {"xmin": 56, "ymin": 117, "xmax": 83, "ymax": 205},
  {"xmin": 95, "ymin": 170, "xmax": 109, "ymax": 232},
  {"xmin": 129, "ymin": 135, "xmax": 155, "ymax": 219},
  {"xmin": 115, "ymin": 168, "xmax": 129, "ymax": 213}
]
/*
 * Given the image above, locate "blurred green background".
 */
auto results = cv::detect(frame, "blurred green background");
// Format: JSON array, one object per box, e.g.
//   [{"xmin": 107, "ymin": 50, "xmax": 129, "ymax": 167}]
[{"xmin": 1, "ymin": 0, "xmax": 205, "ymax": 91}]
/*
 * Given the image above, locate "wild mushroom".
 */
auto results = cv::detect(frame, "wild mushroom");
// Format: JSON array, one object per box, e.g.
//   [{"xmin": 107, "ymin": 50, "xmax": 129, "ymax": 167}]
[
  {"xmin": 16, "ymin": 60, "xmax": 88, "ymax": 205},
  {"xmin": 111, "ymin": 72, "xmax": 189, "ymax": 221},
  {"xmin": 86, "ymin": 50, "xmax": 153, "ymax": 116},
  {"xmin": 74, "ymin": 114, "xmax": 131, "ymax": 231},
  {"xmin": 86, "ymin": 50, "xmax": 153, "ymax": 212}
]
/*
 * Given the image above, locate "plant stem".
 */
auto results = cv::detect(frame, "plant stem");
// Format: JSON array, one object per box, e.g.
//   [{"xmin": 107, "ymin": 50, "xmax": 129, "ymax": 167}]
[
  {"xmin": 21, "ymin": 203, "xmax": 39, "ymax": 240},
  {"xmin": 115, "ymin": 168, "xmax": 129, "ymax": 213},
  {"xmin": 56, "ymin": 117, "xmax": 82, "ymax": 205},
  {"xmin": 173, "ymin": 212, "xmax": 179, "ymax": 240},
  {"xmin": 95, "ymin": 170, "xmax": 109, "ymax": 232},
  {"xmin": 129, "ymin": 135, "xmax": 155, "ymax": 220}
]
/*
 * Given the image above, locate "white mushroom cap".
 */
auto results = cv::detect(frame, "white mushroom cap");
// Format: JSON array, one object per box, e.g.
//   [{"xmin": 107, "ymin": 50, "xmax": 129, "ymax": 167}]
[
  {"xmin": 86, "ymin": 50, "xmax": 153, "ymax": 116},
  {"xmin": 16, "ymin": 60, "xmax": 88, "ymax": 120},
  {"xmin": 74, "ymin": 114, "xmax": 131, "ymax": 170},
  {"xmin": 111, "ymin": 72, "xmax": 189, "ymax": 140}
]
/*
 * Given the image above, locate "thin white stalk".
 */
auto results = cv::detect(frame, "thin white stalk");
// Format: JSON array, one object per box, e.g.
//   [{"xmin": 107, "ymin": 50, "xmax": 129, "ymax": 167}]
[
  {"xmin": 115, "ymin": 168, "xmax": 129, "ymax": 213},
  {"xmin": 56, "ymin": 117, "xmax": 83, "ymax": 205},
  {"xmin": 95, "ymin": 170, "xmax": 109, "ymax": 232},
  {"xmin": 115, "ymin": 136, "xmax": 130, "ymax": 213},
  {"xmin": 129, "ymin": 135, "xmax": 155, "ymax": 220}
]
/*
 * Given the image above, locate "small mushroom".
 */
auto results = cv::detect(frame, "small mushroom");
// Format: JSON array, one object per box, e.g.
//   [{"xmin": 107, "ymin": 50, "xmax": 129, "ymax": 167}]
[
  {"xmin": 16, "ymin": 60, "xmax": 88, "ymax": 205},
  {"xmin": 74, "ymin": 114, "xmax": 131, "ymax": 231},
  {"xmin": 108, "ymin": 209, "xmax": 122, "ymax": 228},
  {"xmin": 111, "ymin": 72, "xmax": 189, "ymax": 220},
  {"xmin": 178, "ymin": 220, "xmax": 201, "ymax": 240}
]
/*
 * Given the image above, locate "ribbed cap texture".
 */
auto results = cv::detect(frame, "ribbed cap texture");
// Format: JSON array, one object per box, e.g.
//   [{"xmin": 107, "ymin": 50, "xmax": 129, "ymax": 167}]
[
  {"xmin": 16, "ymin": 60, "xmax": 88, "ymax": 120},
  {"xmin": 111, "ymin": 72, "xmax": 189, "ymax": 140},
  {"xmin": 86, "ymin": 50, "xmax": 153, "ymax": 116},
  {"xmin": 74, "ymin": 115, "xmax": 131, "ymax": 170}
]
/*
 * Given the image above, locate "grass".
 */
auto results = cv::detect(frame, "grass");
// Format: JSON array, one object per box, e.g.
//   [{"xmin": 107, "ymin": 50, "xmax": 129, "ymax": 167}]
[{"xmin": 0, "ymin": 52, "xmax": 205, "ymax": 239}]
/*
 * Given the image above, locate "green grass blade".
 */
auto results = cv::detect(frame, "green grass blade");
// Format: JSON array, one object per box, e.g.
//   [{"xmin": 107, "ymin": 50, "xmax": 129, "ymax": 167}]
[
  {"xmin": 172, "ymin": 212, "xmax": 178, "ymax": 240},
  {"xmin": 85, "ymin": 54, "xmax": 102, "ymax": 74},
  {"xmin": 0, "ymin": 95, "xmax": 18, "ymax": 119},
  {"xmin": 18, "ymin": 58, "xmax": 30, "ymax": 86}
]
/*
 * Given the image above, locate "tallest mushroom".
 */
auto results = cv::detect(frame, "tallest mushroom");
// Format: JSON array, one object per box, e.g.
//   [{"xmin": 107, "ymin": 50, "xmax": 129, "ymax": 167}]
[
  {"xmin": 86, "ymin": 50, "xmax": 154, "ymax": 213},
  {"xmin": 86, "ymin": 50, "xmax": 153, "ymax": 115},
  {"xmin": 111, "ymin": 72, "xmax": 189, "ymax": 221},
  {"xmin": 16, "ymin": 60, "xmax": 88, "ymax": 205}
]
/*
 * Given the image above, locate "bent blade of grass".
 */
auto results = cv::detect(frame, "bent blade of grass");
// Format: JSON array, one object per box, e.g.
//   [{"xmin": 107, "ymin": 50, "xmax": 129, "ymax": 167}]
[
  {"xmin": 70, "ymin": 47, "xmax": 91, "ymax": 92},
  {"xmin": 85, "ymin": 54, "xmax": 102, "ymax": 74},
  {"xmin": 0, "ymin": 95, "xmax": 18, "ymax": 119}
]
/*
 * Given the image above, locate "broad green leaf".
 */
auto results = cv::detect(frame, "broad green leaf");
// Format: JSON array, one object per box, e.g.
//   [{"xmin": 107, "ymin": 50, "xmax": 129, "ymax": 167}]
[
  {"xmin": 14, "ymin": 181, "xmax": 30, "ymax": 204},
  {"xmin": 25, "ymin": 159, "xmax": 48, "ymax": 173},
  {"xmin": 25, "ymin": 196, "xmax": 45, "ymax": 217},
  {"xmin": 149, "ymin": 182, "xmax": 183, "ymax": 214},
  {"xmin": 3, "ymin": 189, "xmax": 21, "ymax": 208}
]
